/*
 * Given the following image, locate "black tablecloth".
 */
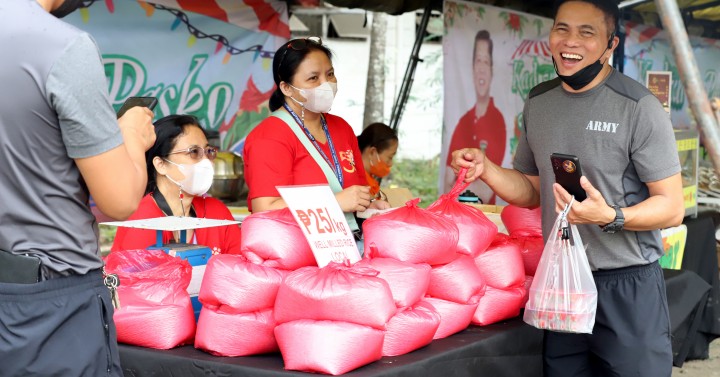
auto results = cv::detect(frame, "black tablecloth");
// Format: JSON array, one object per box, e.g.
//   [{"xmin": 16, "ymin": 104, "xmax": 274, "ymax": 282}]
[
  {"xmin": 676, "ymin": 211, "xmax": 720, "ymax": 360},
  {"xmin": 120, "ymin": 318, "xmax": 544, "ymax": 377}
]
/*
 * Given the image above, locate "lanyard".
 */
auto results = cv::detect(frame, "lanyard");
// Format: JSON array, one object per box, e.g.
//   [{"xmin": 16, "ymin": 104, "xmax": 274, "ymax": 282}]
[{"xmin": 283, "ymin": 103, "xmax": 343, "ymax": 187}]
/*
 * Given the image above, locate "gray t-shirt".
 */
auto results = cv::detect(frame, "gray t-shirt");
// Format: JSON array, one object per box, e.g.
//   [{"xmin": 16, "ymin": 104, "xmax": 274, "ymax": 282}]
[
  {"xmin": 513, "ymin": 70, "xmax": 680, "ymax": 270},
  {"xmin": 0, "ymin": 0, "xmax": 122, "ymax": 274}
]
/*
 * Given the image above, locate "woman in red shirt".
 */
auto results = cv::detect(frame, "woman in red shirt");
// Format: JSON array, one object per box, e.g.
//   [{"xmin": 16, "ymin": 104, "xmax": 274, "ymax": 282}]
[
  {"xmin": 244, "ymin": 37, "xmax": 386, "ymax": 232},
  {"xmin": 357, "ymin": 122, "xmax": 399, "ymax": 200},
  {"xmin": 111, "ymin": 115, "xmax": 240, "ymax": 254}
]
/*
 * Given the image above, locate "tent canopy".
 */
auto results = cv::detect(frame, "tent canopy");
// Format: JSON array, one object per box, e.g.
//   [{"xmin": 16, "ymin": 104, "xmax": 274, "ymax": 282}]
[{"xmin": 322, "ymin": 0, "xmax": 720, "ymax": 39}]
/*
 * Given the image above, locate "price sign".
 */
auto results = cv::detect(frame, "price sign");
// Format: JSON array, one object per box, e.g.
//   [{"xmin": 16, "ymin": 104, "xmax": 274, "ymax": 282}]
[{"xmin": 277, "ymin": 185, "xmax": 361, "ymax": 267}]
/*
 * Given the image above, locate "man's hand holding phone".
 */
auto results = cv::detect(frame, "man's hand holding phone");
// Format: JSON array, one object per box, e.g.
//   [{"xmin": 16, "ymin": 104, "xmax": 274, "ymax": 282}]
[
  {"xmin": 117, "ymin": 97, "xmax": 157, "ymax": 152},
  {"xmin": 550, "ymin": 154, "xmax": 616, "ymax": 226}
]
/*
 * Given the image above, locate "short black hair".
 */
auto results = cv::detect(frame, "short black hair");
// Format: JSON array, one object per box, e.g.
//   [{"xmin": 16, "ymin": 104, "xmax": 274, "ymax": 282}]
[
  {"xmin": 145, "ymin": 114, "xmax": 206, "ymax": 194},
  {"xmin": 357, "ymin": 123, "xmax": 398, "ymax": 153},
  {"xmin": 553, "ymin": 0, "xmax": 619, "ymax": 38},
  {"xmin": 472, "ymin": 30, "xmax": 493, "ymax": 66},
  {"xmin": 268, "ymin": 38, "xmax": 334, "ymax": 112}
]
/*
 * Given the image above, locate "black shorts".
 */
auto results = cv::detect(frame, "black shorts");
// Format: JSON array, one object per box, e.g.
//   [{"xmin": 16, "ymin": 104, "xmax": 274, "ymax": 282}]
[
  {"xmin": 543, "ymin": 261, "xmax": 672, "ymax": 377},
  {"xmin": 0, "ymin": 270, "xmax": 122, "ymax": 377}
]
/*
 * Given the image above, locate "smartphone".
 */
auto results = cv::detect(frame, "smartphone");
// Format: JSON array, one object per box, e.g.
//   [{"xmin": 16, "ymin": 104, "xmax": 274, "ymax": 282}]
[
  {"xmin": 116, "ymin": 96, "xmax": 158, "ymax": 118},
  {"xmin": 550, "ymin": 153, "xmax": 587, "ymax": 201}
]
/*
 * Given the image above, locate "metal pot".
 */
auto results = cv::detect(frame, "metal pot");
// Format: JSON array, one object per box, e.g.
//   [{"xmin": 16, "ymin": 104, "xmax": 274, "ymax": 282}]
[{"xmin": 209, "ymin": 151, "xmax": 245, "ymax": 201}]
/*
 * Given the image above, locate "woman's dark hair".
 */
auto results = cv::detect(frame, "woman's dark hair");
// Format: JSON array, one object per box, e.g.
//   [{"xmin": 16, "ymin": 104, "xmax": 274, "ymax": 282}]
[
  {"xmin": 145, "ymin": 114, "xmax": 207, "ymax": 194},
  {"xmin": 357, "ymin": 123, "xmax": 398, "ymax": 153},
  {"xmin": 269, "ymin": 38, "xmax": 334, "ymax": 111}
]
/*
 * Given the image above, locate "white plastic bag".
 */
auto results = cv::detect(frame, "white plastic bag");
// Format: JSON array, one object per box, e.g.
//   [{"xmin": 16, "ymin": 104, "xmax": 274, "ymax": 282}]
[{"xmin": 523, "ymin": 200, "xmax": 597, "ymax": 333}]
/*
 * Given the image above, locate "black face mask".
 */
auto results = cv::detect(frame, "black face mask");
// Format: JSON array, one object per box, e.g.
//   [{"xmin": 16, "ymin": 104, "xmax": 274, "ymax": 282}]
[
  {"xmin": 51, "ymin": 0, "xmax": 86, "ymax": 18},
  {"xmin": 553, "ymin": 35, "xmax": 614, "ymax": 91}
]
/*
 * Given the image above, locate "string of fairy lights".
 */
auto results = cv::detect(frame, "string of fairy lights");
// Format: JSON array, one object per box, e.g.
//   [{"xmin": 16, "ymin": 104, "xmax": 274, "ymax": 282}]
[{"xmin": 79, "ymin": 0, "xmax": 276, "ymax": 63}]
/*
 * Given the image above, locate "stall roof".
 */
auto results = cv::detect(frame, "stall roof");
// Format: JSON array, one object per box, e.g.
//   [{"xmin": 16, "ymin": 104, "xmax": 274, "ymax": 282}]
[{"xmin": 320, "ymin": 0, "xmax": 720, "ymax": 38}]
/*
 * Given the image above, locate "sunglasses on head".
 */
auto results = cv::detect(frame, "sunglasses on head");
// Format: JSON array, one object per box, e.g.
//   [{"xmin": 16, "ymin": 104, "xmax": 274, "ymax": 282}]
[
  {"xmin": 167, "ymin": 145, "xmax": 218, "ymax": 161},
  {"xmin": 276, "ymin": 37, "xmax": 323, "ymax": 80}
]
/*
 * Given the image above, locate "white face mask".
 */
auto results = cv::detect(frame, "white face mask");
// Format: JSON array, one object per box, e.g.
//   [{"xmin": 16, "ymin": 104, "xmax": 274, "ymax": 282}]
[
  {"xmin": 164, "ymin": 158, "xmax": 215, "ymax": 196},
  {"xmin": 289, "ymin": 81, "xmax": 338, "ymax": 113}
]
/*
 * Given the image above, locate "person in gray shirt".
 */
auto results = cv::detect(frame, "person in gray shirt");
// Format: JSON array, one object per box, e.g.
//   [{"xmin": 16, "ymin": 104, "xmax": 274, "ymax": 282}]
[
  {"xmin": 450, "ymin": 0, "xmax": 684, "ymax": 376},
  {"xmin": 0, "ymin": 0, "xmax": 155, "ymax": 375}
]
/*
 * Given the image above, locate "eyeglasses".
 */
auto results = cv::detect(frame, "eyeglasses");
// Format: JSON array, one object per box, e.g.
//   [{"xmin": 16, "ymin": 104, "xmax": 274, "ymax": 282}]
[
  {"xmin": 167, "ymin": 146, "xmax": 217, "ymax": 161},
  {"xmin": 276, "ymin": 37, "xmax": 323, "ymax": 80}
]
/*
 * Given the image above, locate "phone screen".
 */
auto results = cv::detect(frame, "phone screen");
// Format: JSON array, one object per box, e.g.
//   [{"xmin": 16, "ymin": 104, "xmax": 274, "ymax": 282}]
[
  {"xmin": 117, "ymin": 96, "xmax": 158, "ymax": 118},
  {"xmin": 551, "ymin": 153, "xmax": 587, "ymax": 201}
]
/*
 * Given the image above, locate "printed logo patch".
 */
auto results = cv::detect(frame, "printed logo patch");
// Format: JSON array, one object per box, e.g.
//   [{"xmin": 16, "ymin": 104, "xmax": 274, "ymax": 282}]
[{"xmin": 563, "ymin": 160, "xmax": 576, "ymax": 173}]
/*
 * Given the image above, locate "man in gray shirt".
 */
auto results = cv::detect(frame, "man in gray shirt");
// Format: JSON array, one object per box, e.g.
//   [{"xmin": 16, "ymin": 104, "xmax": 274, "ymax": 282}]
[
  {"xmin": 0, "ymin": 0, "xmax": 155, "ymax": 375},
  {"xmin": 451, "ymin": 0, "xmax": 683, "ymax": 376}
]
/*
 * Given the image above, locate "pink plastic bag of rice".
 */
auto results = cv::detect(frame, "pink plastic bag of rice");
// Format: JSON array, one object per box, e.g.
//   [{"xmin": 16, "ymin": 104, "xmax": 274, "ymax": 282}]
[
  {"xmin": 382, "ymin": 301, "xmax": 441, "ymax": 356},
  {"xmin": 427, "ymin": 169, "xmax": 498, "ymax": 257},
  {"xmin": 240, "ymin": 208, "xmax": 315, "ymax": 270},
  {"xmin": 424, "ymin": 295, "xmax": 481, "ymax": 339},
  {"xmin": 473, "ymin": 234, "xmax": 525, "ymax": 289},
  {"xmin": 199, "ymin": 254, "xmax": 284, "ymax": 312},
  {"xmin": 500, "ymin": 205, "xmax": 542, "ymax": 235},
  {"xmin": 427, "ymin": 255, "xmax": 486, "ymax": 304},
  {"xmin": 509, "ymin": 231, "xmax": 545, "ymax": 276},
  {"xmin": 274, "ymin": 262, "xmax": 396, "ymax": 329},
  {"xmin": 194, "ymin": 307, "xmax": 278, "ymax": 356},
  {"xmin": 275, "ymin": 319, "xmax": 384, "ymax": 375},
  {"xmin": 105, "ymin": 249, "xmax": 195, "ymax": 349},
  {"xmin": 356, "ymin": 257, "xmax": 431, "ymax": 308},
  {"xmin": 471, "ymin": 286, "xmax": 525, "ymax": 326},
  {"xmin": 363, "ymin": 198, "xmax": 459, "ymax": 265}
]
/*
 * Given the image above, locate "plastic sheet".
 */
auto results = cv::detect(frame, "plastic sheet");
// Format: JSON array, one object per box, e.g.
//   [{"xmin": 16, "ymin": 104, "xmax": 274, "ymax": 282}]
[
  {"xmin": 199, "ymin": 254, "xmax": 284, "ymax": 312},
  {"xmin": 363, "ymin": 198, "xmax": 459, "ymax": 265},
  {"xmin": 105, "ymin": 249, "xmax": 195, "ymax": 349},
  {"xmin": 427, "ymin": 168, "xmax": 497, "ymax": 257},
  {"xmin": 382, "ymin": 301, "xmax": 441, "ymax": 357},
  {"xmin": 427, "ymin": 255, "xmax": 486, "ymax": 304},
  {"xmin": 424, "ymin": 295, "xmax": 480, "ymax": 339},
  {"xmin": 356, "ymin": 257, "xmax": 431, "ymax": 308},
  {"xmin": 240, "ymin": 208, "xmax": 316, "ymax": 270},
  {"xmin": 500, "ymin": 205, "xmax": 542, "ymax": 235},
  {"xmin": 275, "ymin": 319, "xmax": 384, "ymax": 375},
  {"xmin": 471, "ymin": 286, "xmax": 525, "ymax": 326},
  {"xmin": 194, "ymin": 307, "xmax": 278, "ymax": 356},
  {"xmin": 274, "ymin": 263, "xmax": 396, "ymax": 329},
  {"xmin": 473, "ymin": 235, "xmax": 525, "ymax": 289}
]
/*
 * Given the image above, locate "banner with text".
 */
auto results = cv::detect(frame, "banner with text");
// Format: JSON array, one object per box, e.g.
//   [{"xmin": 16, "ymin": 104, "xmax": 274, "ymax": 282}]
[
  {"xmin": 441, "ymin": 0, "xmax": 554, "ymax": 204},
  {"xmin": 623, "ymin": 21, "xmax": 720, "ymax": 129},
  {"xmin": 66, "ymin": 0, "xmax": 289, "ymax": 153}
]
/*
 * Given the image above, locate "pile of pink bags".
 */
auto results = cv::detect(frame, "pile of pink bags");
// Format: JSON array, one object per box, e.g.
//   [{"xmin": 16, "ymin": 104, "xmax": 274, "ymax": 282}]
[
  {"xmin": 194, "ymin": 254, "xmax": 284, "ymax": 356},
  {"xmin": 274, "ymin": 263, "xmax": 396, "ymax": 375},
  {"xmin": 105, "ymin": 249, "xmax": 195, "ymax": 349}
]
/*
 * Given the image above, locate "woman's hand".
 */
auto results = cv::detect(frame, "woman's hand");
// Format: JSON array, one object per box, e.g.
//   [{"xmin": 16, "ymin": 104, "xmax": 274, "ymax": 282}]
[{"xmin": 336, "ymin": 185, "xmax": 372, "ymax": 212}]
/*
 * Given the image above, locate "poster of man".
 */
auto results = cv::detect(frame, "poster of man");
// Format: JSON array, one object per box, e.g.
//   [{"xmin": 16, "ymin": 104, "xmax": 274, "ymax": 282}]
[
  {"xmin": 441, "ymin": 0, "xmax": 554, "ymax": 204},
  {"xmin": 444, "ymin": 30, "xmax": 506, "ymax": 204}
]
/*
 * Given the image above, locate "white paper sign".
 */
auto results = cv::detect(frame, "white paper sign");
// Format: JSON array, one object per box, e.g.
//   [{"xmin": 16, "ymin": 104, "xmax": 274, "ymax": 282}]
[{"xmin": 277, "ymin": 185, "xmax": 361, "ymax": 267}]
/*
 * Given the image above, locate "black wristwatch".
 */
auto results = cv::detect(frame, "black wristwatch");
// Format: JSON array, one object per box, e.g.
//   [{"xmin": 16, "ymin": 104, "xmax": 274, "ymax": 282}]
[{"xmin": 601, "ymin": 205, "xmax": 624, "ymax": 233}]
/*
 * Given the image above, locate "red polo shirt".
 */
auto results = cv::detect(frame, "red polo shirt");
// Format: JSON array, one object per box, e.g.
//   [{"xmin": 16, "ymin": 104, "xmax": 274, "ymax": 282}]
[
  {"xmin": 243, "ymin": 113, "xmax": 367, "ymax": 211},
  {"xmin": 446, "ymin": 98, "xmax": 507, "ymax": 167}
]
